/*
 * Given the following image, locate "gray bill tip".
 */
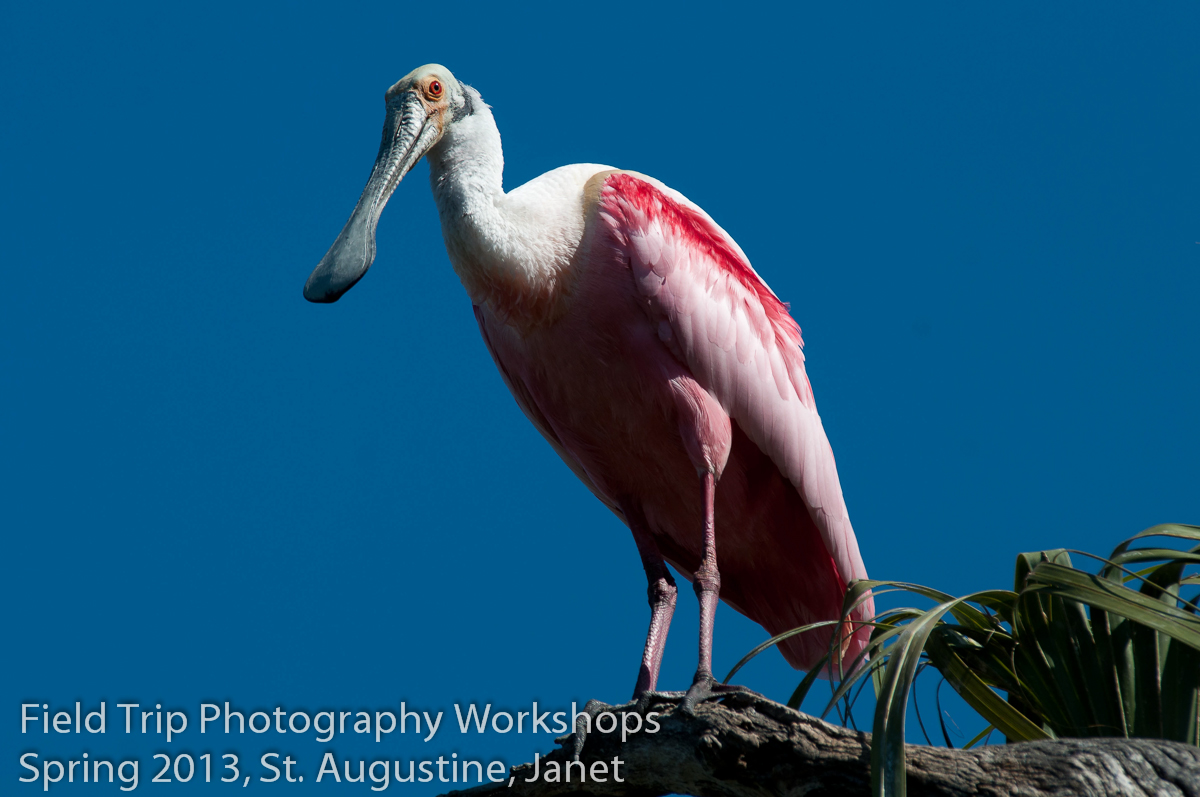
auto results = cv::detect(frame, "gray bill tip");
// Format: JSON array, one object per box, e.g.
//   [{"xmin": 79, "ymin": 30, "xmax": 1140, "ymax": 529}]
[
  {"xmin": 302, "ymin": 251, "xmax": 370, "ymax": 303},
  {"xmin": 303, "ymin": 205, "xmax": 379, "ymax": 303},
  {"xmin": 303, "ymin": 269, "xmax": 362, "ymax": 303}
]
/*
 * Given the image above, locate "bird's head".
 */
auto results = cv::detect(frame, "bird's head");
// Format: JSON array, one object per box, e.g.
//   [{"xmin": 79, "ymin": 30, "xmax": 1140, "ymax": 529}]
[{"xmin": 304, "ymin": 64, "xmax": 470, "ymax": 303}]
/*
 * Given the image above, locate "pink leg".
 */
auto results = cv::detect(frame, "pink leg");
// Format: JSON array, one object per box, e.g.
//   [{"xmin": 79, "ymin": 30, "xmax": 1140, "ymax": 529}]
[
  {"xmin": 624, "ymin": 502, "xmax": 678, "ymax": 698},
  {"xmin": 692, "ymin": 471, "xmax": 721, "ymax": 686},
  {"xmin": 681, "ymin": 470, "xmax": 747, "ymax": 712}
]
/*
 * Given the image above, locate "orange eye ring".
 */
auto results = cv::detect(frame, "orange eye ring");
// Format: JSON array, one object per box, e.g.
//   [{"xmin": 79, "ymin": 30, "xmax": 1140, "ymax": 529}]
[{"xmin": 427, "ymin": 80, "xmax": 443, "ymax": 99}]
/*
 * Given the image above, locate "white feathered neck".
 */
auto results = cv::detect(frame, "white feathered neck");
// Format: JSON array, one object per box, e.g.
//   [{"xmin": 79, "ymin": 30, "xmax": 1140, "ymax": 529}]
[{"xmin": 425, "ymin": 89, "xmax": 603, "ymax": 328}]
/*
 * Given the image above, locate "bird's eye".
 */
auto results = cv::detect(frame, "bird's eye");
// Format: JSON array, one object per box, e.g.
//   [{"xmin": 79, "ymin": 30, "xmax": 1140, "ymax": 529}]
[{"xmin": 428, "ymin": 80, "xmax": 443, "ymax": 99}]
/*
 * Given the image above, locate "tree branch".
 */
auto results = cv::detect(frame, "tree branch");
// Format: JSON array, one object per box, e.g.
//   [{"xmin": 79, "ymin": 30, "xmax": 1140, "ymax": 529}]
[{"xmin": 441, "ymin": 692, "xmax": 1200, "ymax": 797}]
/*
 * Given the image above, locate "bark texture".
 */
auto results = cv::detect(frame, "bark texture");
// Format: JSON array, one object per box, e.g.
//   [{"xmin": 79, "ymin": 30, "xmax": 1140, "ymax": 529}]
[{"xmin": 440, "ymin": 692, "xmax": 1200, "ymax": 797}]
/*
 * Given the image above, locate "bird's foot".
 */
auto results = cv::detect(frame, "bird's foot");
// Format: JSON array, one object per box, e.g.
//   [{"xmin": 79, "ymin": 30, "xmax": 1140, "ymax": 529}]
[
  {"xmin": 632, "ymin": 677, "xmax": 756, "ymax": 715},
  {"xmin": 571, "ymin": 699, "xmax": 612, "ymax": 761},
  {"xmin": 680, "ymin": 673, "xmax": 752, "ymax": 715},
  {"xmin": 630, "ymin": 688, "xmax": 685, "ymax": 716},
  {"xmin": 570, "ymin": 682, "xmax": 759, "ymax": 760},
  {"xmin": 570, "ymin": 692, "xmax": 686, "ymax": 761}
]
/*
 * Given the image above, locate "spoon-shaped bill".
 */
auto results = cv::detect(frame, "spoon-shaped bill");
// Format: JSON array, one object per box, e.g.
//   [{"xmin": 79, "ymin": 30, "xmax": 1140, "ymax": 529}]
[{"xmin": 304, "ymin": 91, "xmax": 439, "ymax": 303}]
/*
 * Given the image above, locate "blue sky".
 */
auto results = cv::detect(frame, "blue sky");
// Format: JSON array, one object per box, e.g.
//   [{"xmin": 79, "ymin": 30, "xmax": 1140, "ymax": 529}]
[{"xmin": 3, "ymin": 2, "xmax": 1198, "ymax": 792}]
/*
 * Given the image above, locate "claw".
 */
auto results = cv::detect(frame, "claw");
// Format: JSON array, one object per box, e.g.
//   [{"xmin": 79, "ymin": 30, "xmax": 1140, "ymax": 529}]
[
  {"xmin": 570, "ymin": 685, "xmax": 763, "ymax": 761},
  {"xmin": 681, "ymin": 675, "xmax": 750, "ymax": 714},
  {"xmin": 631, "ymin": 689, "xmax": 685, "ymax": 716},
  {"xmin": 572, "ymin": 699, "xmax": 611, "ymax": 761},
  {"xmin": 570, "ymin": 693, "xmax": 687, "ymax": 761}
]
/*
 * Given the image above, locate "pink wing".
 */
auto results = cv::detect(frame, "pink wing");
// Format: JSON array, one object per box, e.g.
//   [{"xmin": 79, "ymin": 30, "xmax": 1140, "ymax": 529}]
[{"xmin": 598, "ymin": 172, "xmax": 874, "ymax": 661}]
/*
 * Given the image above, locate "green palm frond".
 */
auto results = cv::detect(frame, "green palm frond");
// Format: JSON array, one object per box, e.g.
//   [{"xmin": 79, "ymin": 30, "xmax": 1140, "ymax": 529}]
[{"xmin": 732, "ymin": 524, "xmax": 1200, "ymax": 797}]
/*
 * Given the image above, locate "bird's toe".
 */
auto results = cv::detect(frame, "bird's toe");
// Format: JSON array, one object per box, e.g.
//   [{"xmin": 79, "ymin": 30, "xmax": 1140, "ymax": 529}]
[{"xmin": 680, "ymin": 676, "xmax": 754, "ymax": 715}]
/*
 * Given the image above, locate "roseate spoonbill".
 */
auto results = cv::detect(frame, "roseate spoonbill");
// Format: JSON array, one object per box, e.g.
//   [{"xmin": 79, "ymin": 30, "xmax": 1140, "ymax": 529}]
[{"xmin": 304, "ymin": 65, "xmax": 873, "ymax": 707}]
